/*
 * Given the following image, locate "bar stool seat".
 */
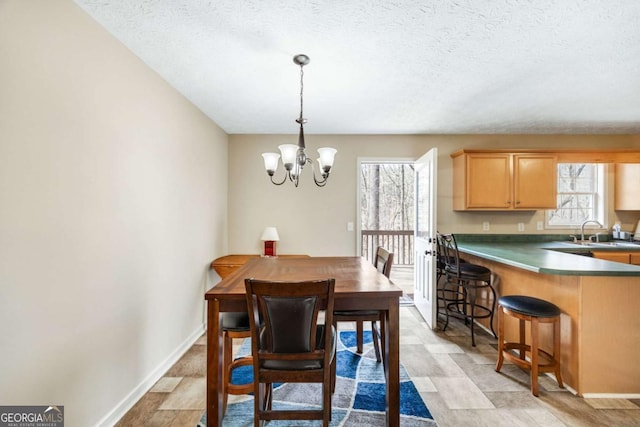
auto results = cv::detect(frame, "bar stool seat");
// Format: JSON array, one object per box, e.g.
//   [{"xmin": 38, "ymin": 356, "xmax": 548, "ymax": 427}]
[{"xmin": 495, "ymin": 295, "xmax": 564, "ymax": 396}]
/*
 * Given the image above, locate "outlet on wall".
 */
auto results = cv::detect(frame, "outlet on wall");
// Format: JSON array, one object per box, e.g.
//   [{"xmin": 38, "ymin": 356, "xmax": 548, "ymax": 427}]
[
  {"xmin": 518, "ymin": 222, "xmax": 525, "ymax": 232},
  {"xmin": 537, "ymin": 221, "xmax": 544, "ymax": 230},
  {"xmin": 482, "ymin": 221, "xmax": 490, "ymax": 231}
]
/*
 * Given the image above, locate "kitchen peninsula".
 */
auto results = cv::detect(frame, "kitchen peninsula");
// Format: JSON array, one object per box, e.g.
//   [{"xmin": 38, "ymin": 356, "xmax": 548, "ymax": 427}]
[{"xmin": 453, "ymin": 235, "xmax": 640, "ymax": 397}]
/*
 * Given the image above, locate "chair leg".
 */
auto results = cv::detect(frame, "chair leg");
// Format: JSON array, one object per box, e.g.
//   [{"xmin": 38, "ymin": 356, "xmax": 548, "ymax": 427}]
[
  {"xmin": 442, "ymin": 279, "xmax": 452, "ymax": 331},
  {"xmin": 330, "ymin": 344, "xmax": 337, "ymax": 394},
  {"xmin": 379, "ymin": 312, "xmax": 386, "ymax": 372},
  {"xmin": 356, "ymin": 320, "xmax": 364, "ymax": 353},
  {"xmin": 331, "ymin": 320, "xmax": 337, "ymax": 393},
  {"xmin": 371, "ymin": 320, "xmax": 382, "ymax": 362},
  {"xmin": 468, "ymin": 285, "xmax": 477, "ymax": 347},
  {"xmin": 519, "ymin": 318, "xmax": 526, "ymax": 360},
  {"xmin": 323, "ymin": 371, "xmax": 331, "ymax": 427},
  {"xmin": 531, "ymin": 316, "xmax": 540, "ymax": 396},
  {"xmin": 487, "ymin": 277, "xmax": 498, "ymax": 338},
  {"xmin": 553, "ymin": 316, "xmax": 564, "ymax": 388},
  {"xmin": 222, "ymin": 332, "xmax": 232, "ymax": 415},
  {"xmin": 253, "ymin": 378, "xmax": 262, "ymax": 427},
  {"xmin": 495, "ymin": 305, "xmax": 504, "ymax": 372},
  {"xmin": 266, "ymin": 383, "xmax": 273, "ymax": 411}
]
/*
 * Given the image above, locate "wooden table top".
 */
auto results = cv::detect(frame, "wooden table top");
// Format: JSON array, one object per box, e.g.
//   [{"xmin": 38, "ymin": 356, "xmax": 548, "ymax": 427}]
[{"xmin": 206, "ymin": 256, "xmax": 402, "ymax": 302}]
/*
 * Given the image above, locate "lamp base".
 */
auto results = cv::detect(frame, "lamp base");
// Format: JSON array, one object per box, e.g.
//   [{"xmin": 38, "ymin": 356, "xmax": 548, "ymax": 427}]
[{"xmin": 264, "ymin": 241, "xmax": 276, "ymax": 257}]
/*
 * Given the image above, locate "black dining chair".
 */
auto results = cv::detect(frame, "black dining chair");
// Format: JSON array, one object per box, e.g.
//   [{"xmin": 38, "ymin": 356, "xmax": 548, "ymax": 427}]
[
  {"xmin": 244, "ymin": 278, "xmax": 336, "ymax": 427},
  {"xmin": 333, "ymin": 246, "xmax": 393, "ymax": 366}
]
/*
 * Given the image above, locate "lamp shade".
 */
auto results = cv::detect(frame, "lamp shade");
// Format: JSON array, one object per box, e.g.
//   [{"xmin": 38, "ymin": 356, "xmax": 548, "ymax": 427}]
[
  {"xmin": 262, "ymin": 152, "xmax": 280, "ymax": 173},
  {"xmin": 278, "ymin": 144, "xmax": 298, "ymax": 168},
  {"xmin": 317, "ymin": 147, "xmax": 337, "ymax": 171},
  {"xmin": 260, "ymin": 227, "xmax": 280, "ymax": 241}
]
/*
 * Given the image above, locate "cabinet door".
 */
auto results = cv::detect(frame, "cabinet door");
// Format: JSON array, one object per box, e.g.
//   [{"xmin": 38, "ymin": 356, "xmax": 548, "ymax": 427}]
[
  {"xmin": 592, "ymin": 251, "xmax": 631, "ymax": 264},
  {"xmin": 615, "ymin": 164, "xmax": 640, "ymax": 211},
  {"xmin": 466, "ymin": 154, "xmax": 511, "ymax": 208},
  {"xmin": 513, "ymin": 155, "xmax": 557, "ymax": 209},
  {"xmin": 630, "ymin": 253, "xmax": 640, "ymax": 265}
]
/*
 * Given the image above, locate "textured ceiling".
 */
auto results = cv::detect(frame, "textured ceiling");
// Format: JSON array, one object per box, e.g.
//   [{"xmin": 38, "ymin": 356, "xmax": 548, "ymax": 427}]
[{"xmin": 75, "ymin": 0, "xmax": 640, "ymax": 134}]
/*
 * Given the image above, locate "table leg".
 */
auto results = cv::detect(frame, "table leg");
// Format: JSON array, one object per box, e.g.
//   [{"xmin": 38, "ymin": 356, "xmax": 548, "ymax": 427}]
[
  {"xmin": 385, "ymin": 299, "xmax": 400, "ymax": 427},
  {"xmin": 206, "ymin": 299, "xmax": 223, "ymax": 427}
]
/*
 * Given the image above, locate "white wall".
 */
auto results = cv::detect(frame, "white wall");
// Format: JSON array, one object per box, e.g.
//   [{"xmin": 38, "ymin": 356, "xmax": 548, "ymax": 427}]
[
  {"xmin": 0, "ymin": 1, "xmax": 228, "ymax": 425},
  {"xmin": 229, "ymin": 134, "xmax": 640, "ymax": 255}
]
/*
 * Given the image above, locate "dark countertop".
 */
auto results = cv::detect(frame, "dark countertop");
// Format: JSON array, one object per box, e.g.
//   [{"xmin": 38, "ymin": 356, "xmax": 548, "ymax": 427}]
[{"xmin": 454, "ymin": 237, "xmax": 640, "ymax": 276}]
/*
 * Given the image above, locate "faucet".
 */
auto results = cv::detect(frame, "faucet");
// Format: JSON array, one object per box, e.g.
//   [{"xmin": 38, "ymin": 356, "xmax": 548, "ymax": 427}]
[{"xmin": 580, "ymin": 220, "xmax": 603, "ymax": 243}]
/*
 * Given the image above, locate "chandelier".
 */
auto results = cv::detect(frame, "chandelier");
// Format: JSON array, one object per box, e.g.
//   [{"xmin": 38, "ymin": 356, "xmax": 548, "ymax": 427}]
[{"xmin": 261, "ymin": 54, "xmax": 337, "ymax": 187}]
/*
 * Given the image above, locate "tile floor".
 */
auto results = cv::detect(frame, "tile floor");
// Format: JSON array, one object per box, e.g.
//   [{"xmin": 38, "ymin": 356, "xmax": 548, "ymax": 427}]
[{"xmin": 116, "ymin": 267, "xmax": 640, "ymax": 426}]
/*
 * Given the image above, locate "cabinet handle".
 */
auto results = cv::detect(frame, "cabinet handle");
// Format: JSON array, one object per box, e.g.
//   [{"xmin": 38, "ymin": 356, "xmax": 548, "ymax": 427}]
[{"xmin": 516, "ymin": 200, "xmax": 521, "ymax": 204}]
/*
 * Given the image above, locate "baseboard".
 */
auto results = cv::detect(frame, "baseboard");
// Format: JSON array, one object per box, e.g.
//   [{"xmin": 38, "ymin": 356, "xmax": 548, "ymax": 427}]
[
  {"xmin": 581, "ymin": 392, "xmax": 640, "ymax": 399},
  {"xmin": 95, "ymin": 323, "xmax": 206, "ymax": 427}
]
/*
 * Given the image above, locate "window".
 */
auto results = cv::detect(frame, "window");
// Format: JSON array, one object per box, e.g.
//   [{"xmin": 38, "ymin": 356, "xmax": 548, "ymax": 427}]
[{"xmin": 546, "ymin": 163, "xmax": 606, "ymax": 227}]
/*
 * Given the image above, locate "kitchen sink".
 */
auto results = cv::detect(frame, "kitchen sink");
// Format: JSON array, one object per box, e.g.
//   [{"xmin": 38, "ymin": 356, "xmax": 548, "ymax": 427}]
[{"xmin": 554, "ymin": 241, "xmax": 639, "ymax": 248}]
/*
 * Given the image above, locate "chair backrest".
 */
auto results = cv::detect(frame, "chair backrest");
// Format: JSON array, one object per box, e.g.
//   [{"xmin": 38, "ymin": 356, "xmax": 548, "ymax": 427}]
[
  {"xmin": 436, "ymin": 233, "xmax": 462, "ymax": 276},
  {"xmin": 244, "ymin": 278, "xmax": 335, "ymax": 370},
  {"xmin": 374, "ymin": 246, "xmax": 394, "ymax": 278}
]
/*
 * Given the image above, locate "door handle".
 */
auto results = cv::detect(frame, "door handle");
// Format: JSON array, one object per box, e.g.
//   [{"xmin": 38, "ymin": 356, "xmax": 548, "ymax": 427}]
[{"xmin": 425, "ymin": 250, "xmax": 432, "ymax": 255}]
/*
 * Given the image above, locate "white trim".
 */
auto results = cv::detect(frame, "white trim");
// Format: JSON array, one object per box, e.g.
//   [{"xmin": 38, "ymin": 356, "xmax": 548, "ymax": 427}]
[
  {"xmin": 95, "ymin": 324, "xmax": 206, "ymax": 427},
  {"xmin": 581, "ymin": 393, "xmax": 640, "ymax": 399}
]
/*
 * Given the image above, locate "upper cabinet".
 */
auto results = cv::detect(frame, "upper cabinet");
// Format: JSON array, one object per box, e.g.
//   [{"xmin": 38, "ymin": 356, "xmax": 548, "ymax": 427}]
[
  {"xmin": 615, "ymin": 163, "xmax": 640, "ymax": 211},
  {"xmin": 452, "ymin": 150, "xmax": 557, "ymax": 211}
]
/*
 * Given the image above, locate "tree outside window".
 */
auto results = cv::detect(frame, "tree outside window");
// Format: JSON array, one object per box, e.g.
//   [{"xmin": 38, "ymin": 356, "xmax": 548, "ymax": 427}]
[
  {"xmin": 546, "ymin": 163, "xmax": 604, "ymax": 227},
  {"xmin": 360, "ymin": 163, "xmax": 414, "ymax": 231}
]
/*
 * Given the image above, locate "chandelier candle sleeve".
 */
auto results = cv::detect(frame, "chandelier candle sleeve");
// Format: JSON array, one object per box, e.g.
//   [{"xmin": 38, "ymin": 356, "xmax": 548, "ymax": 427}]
[{"xmin": 261, "ymin": 54, "xmax": 337, "ymax": 187}]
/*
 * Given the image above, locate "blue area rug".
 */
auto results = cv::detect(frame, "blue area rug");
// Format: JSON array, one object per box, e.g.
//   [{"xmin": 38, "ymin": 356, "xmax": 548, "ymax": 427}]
[{"xmin": 198, "ymin": 330, "xmax": 437, "ymax": 426}]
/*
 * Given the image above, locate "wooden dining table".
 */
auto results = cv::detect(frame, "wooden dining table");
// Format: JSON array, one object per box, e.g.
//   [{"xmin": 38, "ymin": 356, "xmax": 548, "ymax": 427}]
[{"xmin": 205, "ymin": 256, "xmax": 403, "ymax": 427}]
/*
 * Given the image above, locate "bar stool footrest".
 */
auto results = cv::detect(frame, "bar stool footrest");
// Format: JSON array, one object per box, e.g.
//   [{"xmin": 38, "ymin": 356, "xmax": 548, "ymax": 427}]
[{"xmin": 502, "ymin": 343, "xmax": 559, "ymax": 372}]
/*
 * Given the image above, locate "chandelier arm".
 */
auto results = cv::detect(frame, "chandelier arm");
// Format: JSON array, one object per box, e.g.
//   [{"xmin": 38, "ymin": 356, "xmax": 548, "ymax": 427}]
[
  {"xmin": 269, "ymin": 171, "xmax": 288, "ymax": 185},
  {"xmin": 308, "ymin": 158, "xmax": 329, "ymax": 187}
]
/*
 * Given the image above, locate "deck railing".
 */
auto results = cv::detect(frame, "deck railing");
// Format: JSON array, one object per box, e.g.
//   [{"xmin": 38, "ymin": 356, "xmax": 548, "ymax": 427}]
[{"xmin": 361, "ymin": 230, "xmax": 414, "ymax": 265}]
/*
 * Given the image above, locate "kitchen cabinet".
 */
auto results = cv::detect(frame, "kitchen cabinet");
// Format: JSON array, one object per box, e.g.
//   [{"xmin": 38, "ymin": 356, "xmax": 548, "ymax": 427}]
[
  {"xmin": 592, "ymin": 251, "xmax": 640, "ymax": 265},
  {"xmin": 615, "ymin": 163, "xmax": 640, "ymax": 211},
  {"xmin": 452, "ymin": 151, "xmax": 557, "ymax": 210}
]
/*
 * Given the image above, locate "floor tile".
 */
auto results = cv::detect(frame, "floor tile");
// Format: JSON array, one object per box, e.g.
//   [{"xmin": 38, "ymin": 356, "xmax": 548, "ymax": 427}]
[
  {"xmin": 150, "ymin": 377, "xmax": 182, "ymax": 393},
  {"xmin": 430, "ymin": 377, "xmax": 495, "ymax": 410},
  {"xmin": 158, "ymin": 377, "xmax": 206, "ymax": 410},
  {"xmin": 584, "ymin": 398, "xmax": 640, "ymax": 409}
]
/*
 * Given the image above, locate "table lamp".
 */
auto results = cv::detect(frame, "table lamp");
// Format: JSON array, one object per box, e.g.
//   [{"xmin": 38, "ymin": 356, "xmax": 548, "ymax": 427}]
[{"xmin": 260, "ymin": 227, "xmax": 280, "ymax": 257}]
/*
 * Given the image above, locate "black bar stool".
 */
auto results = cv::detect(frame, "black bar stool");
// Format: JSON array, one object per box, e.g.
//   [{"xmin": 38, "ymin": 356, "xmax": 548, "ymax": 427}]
[
  {"xmin": 495, "ymin": 295, "xmax": 564, "ymax": 396},
  {"xmin": 436, "ymin": 233, "xmax": 497, "ymax": 346}
]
